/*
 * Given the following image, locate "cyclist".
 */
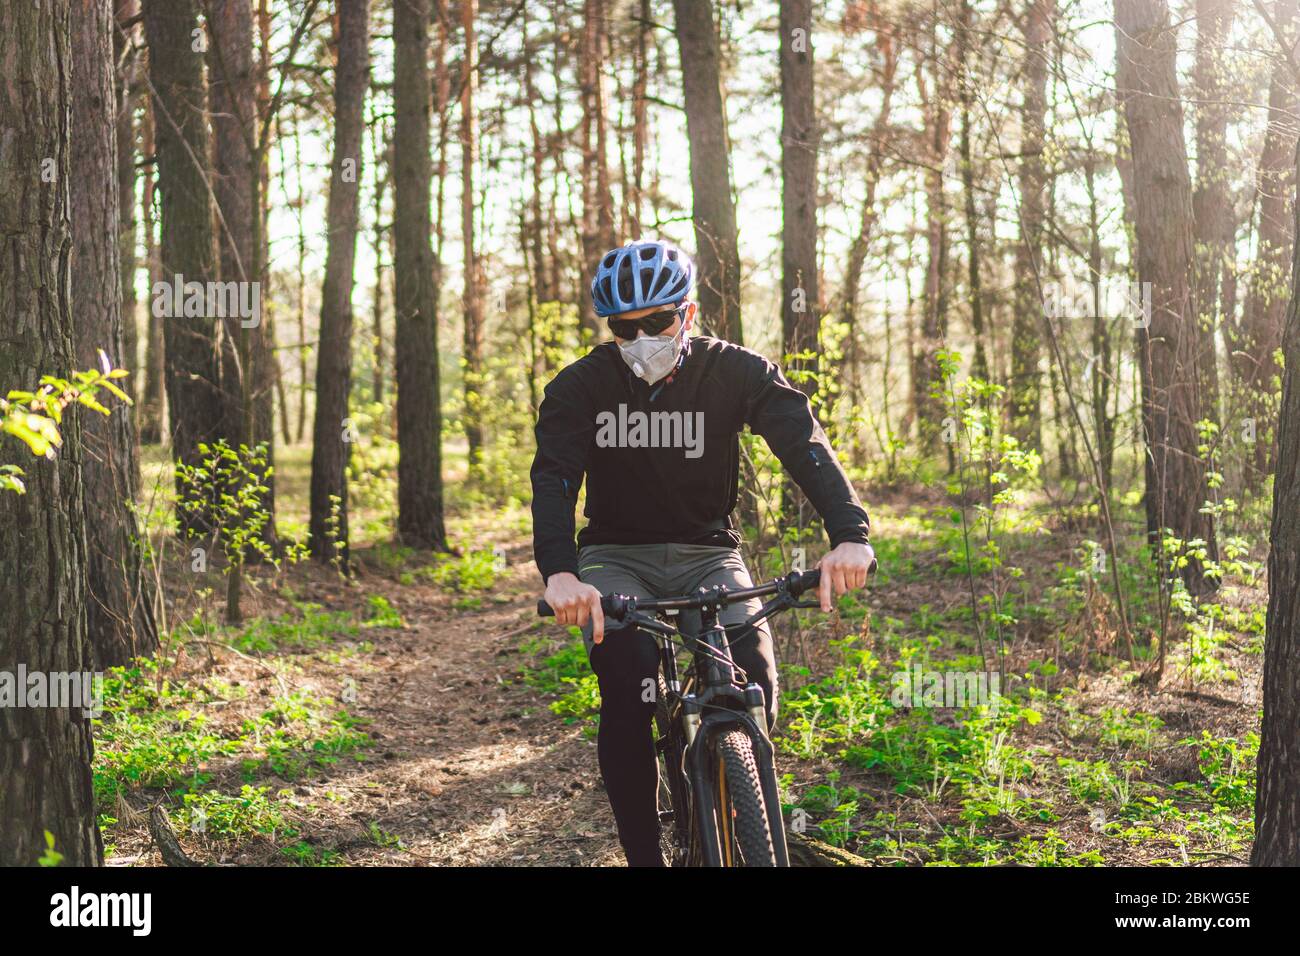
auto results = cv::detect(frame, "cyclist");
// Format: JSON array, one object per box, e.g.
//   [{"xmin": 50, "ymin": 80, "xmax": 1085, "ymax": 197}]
[{"xmin": 532, "ymin": 238, "xmax": 875, "ymax": 866}]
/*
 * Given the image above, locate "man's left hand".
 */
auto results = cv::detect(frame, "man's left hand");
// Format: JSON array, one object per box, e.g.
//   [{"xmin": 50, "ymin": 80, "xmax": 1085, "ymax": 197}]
[{"xmin": 817, "ymin": 541, "xmax": 877, "ymax": 613}]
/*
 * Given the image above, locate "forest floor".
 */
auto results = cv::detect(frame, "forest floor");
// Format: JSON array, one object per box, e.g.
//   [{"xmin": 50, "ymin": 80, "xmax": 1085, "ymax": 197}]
[{"xmin": 95, "ymin": 448, "xmax": 1266, "ymax": 867}]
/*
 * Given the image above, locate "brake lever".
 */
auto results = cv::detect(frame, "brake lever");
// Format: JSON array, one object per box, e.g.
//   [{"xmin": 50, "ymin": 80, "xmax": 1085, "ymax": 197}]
[{"xmin": 622, "ymin": 612, "xmax": 678, "ymax": 636}]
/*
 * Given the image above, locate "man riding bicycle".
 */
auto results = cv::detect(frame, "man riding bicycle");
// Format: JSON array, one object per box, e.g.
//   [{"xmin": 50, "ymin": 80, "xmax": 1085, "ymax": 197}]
[{"xmin": 531, "ymin": 238, "xmax": 875, "ymax": 866}]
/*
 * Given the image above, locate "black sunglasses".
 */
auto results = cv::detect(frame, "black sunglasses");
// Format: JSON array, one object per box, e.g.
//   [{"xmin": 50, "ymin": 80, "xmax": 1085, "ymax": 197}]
[{"xmin": 607, "ymin": 304, "xmax": 685, "ymax": 341}]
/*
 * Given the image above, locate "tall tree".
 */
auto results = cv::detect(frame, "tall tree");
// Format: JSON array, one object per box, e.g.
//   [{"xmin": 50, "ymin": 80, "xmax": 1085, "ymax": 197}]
[
  {"xmin": 0, "ymin": 0, "xmax": 102, "ymax": 867},
  {"xmin": 370, "ymin": 114, "xmax": 392, "ymax": 405},
  {"xmin": 911, "ymin": 19, "xmax": 955, "ymax": 456},
  {"xmin": 1252, "ymin": 135, "xmax": 1300, "ymax": 865},
  {"xmin": 578, "ymin": 0, "xmax": 615, "ymax": 340},
  {"xmin": 71, "ymin": 0, "xmax": 159, "ymax": 667},
  {"xmin": 1237, "ymin": 0, "xmax": 1299, "ymax": 485},
  {"xmin": 116, "ymin": 0, "xmax": 141, "ymax": 402},
  {"xmin": 1009, "ymin": 0, "xmax": 1053, "ymax": 450},
  {"xmin": 309, "ymin": 0, "xmax": 371, "ymax": 565},
  {"xmin": 1113, "ymin": 0, "xmax": 1219, "ymax": 595},
  {"xmin": 672, "ymin": 0, "xmax": 743, "ymax": 343},
  {"xmin": 630, "ymin": 0, "xmax": 651, "ymax": 235},
  {"xmin": 207, "ymin": 0, "xmax": 256, "ymax": 437},
  {"xmin": 523, "ymin": 3, "xmax": 552, "ymax": 307},
  {"xmin": 461, "ymin": 0, "xmax": 485, "ymax": 470},
  {"xmin": 956, "ymin": 0, "xmax": 988, "ymax": 383},
  {"xmin": 843, "ymin": 31, "xmax": 898, "ymax": 324},
  {"xmin": 143, "ymin": 0, "xmax": 225, "ymax": 531},
  {"xmin": 1190, "ymin": 0, "xmax": 1234, "ymax": 429},
  {"xmin": 392, "ymin": 0, "xmax": 449, "ymax": 550},
  {"xmin": 780, "ymin": 0, "xmax": 819, "ymax": 403},
  {"xmin": 138, "ymin": 97, "xmax": 167, "ymax": 445},
  {"xmin": 207, "ymin": 0, "xmax": 279, "ymax": 544}
]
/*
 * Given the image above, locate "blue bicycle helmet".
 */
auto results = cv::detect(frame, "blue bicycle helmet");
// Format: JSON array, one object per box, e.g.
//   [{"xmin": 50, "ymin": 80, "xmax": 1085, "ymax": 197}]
[{"xmin": 590, "ymin": 239, "xmax": 695, "ymax": 317}]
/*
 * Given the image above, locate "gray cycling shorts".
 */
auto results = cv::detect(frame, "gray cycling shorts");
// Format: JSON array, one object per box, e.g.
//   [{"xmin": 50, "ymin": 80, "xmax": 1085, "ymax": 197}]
[{"xmin": 574, "ymin": 542, "xmax": 770, "ymax": 655}]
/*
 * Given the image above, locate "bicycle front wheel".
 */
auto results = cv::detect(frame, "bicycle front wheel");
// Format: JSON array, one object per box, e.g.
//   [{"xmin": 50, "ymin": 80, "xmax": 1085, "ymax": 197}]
[{"xmin": 715, "ymin": 728, "xmax": 778, "ymax": 867}]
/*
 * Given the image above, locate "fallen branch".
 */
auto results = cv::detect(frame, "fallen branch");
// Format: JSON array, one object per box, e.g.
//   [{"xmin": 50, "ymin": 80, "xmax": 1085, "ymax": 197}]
[
  {"xmin": 148, "ymin": 806, "xmax": 199, "ymax": 868},
  {"xmin": 787, "ymin": 830, "xmax": 871, "ymax": 867}
]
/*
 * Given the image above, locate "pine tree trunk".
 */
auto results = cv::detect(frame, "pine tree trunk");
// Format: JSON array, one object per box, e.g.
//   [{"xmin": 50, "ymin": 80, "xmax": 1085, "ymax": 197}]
[
  {"xmin": 577, "ymin": 0, "xmax": 612, "ymax": 340},
  {"xmin": 1190, "ymin": 0, "xmax": 1233, "ymax": 432},
  {"xmin": 1114, "ymin": 0, "xmax": 1220, "ymax": 596},
  {"xmin": 956, "ymin": 1, "xmax": 987, "ymax": 383},
  {"xmin": 672, "ymin": 0, "xmax": 743, "ymax": 343},
  {"xmin": 370, "ymin": 117, "xmax": 390, "ymax": 405},
  {"xmin": 461, "ymin": 0, "xmax": 484, "ymax": 471},
  {"xmin": 0, "ymin": 0, "xmax": 103, "ymax": 867},
  {"xmin": 1238, "ymin": 0, "xmax": 1299, "ymax": 486},
  {"xmin": 913, "ymin": 33, "xmax": 954, "ymax": 457},
  {"xmin": 208, "ymin": 0, "xmax": 255, "ymax": 433},
  {"xmin": 631, "ymin": 0, "xmax": 650, "ymax": 235},
  {"xmin": 1009, "ymin": 0, "xmax": 1052, "ymax": 451},
  {"xmin": 143, "ymin": 0, "xmax": 225, "ymax": 533},
  {"xmin": 71, "ymin": 0, "xmax": 159, "ymax": 668},
  {"xmin": 523, "ymin": 5, "xmax": 551, "ymax": 309},
  {"xmin": 208, "ymin": 0, "xmax": 277, "ymax": 547},
  {"xmin": 139, "ymin": 98, "xmax": 167, "ymax": 445},
  {"xmin": 115, "ymin": 0, "xmax": 141, "ymax": 403},
  {"xmin": 780, "ymin": 0, "xmax": 819, "ymax": 401},
  {"xmin": 392, "ymin": 0, "xmax": 448, "ymax": 549},
  {"xmin": 310, "ymin": 0, "xmax": 370, "ymax": 565},
  {"xmin": 1252, "ymin": 138, "xmax": 1300, "ymax": 863}
]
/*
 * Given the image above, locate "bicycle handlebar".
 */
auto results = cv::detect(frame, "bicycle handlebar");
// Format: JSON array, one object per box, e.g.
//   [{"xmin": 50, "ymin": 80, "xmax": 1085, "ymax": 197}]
[{"xmin": 537, "ymin": 567, "xmax": 827, "ymax": 620}]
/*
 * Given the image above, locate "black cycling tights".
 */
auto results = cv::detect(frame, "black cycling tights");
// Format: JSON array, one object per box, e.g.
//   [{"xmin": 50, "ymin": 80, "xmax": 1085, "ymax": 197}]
[{"xmin": 589, "ymin": 625, "xmax": 778, "ymax": 867}]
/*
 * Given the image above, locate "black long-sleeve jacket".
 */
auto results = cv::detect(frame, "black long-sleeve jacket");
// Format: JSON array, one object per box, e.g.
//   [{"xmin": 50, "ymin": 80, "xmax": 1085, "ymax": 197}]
[{"xmin": 530, "ymin": 335, "xmax": 871, "ymax": 583}]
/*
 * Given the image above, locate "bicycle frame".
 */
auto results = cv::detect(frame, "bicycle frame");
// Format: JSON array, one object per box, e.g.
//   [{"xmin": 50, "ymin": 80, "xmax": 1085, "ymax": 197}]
[{"xmin": 653, "ymin": 599, "xmax": 791, "ymax": 866}]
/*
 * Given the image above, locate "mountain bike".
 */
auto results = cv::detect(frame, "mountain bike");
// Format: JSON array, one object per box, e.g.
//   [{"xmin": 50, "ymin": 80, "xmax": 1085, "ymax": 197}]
[{"xmin": 538, "ymin": 566, "xmax": 835, "ymax": 867}]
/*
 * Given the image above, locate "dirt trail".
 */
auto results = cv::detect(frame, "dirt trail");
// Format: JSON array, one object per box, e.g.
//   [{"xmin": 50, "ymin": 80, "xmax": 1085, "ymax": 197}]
[{"xmin": 300, "ymin": 539, "xmax": 624, "ymax": 866}]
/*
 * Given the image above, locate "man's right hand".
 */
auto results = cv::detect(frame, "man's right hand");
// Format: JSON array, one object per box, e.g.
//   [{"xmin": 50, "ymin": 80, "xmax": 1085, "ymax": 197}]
[{"xmin": 544, "ymin": 572, "xmax": 606, "ymax": 644}]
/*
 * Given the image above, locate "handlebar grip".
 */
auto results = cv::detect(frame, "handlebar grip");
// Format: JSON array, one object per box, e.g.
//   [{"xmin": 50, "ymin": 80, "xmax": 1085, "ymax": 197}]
[
  {"xmin": 789, "ymin": 567, "xmax": 821, "ymax": 596},
  {"xmin": 537, "ymin": 594, "xmax": 629, "ymax": 620}
]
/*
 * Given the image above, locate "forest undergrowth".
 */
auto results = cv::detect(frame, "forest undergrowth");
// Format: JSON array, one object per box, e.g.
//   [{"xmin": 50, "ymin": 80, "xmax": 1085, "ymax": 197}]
[{"xmin": 93, "ymin": 441, "xmax": 1266, "ymax": 867}]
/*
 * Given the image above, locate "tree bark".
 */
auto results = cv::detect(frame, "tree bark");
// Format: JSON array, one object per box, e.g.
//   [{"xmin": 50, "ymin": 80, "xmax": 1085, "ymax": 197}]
[
  {"xmin": 780, "ymin": 0, "xmax": 819, "ymax": 403},
  {"xmin": 138, "ymin": 97, "xmax": 167, "ymax": 445},
  {"xmin": 578, "ymin": 0, "xmax": 613, "ymax": 340},
  {"xmin": 841, "ymin": 25, "xmax": 898, "ymax": 461},
  {"xmin": 143, "ymin": 0, "xmax": 225, "ymax": 533},
  {"xmin": 208, "ymin": 0, "xmax": 278, "ymax": 546},
  {"xmin": 1113, "ymin": 0, "xmax": 1219, "ymax": 595},
  {"xmin": 1009, "ymin": 0, "xmax": 1052, "ymax": 450},
  {"xmin": 0, "ymin": 0, "xmax": 103, "ymax": 867},
  {"xmin": 1190, "ymin": 0, "xmax": 1233, "ymax": 431},
  {"xmin": 522, "ymin": 3, "xmax": 555, "ymax": 317},
  {"xmin": 392, "ymin": 0, "xmax": 448, "ymax": 549},
  {"xmin": 116, "ymin": 0, "xmax": 141, "ymax": 403},
  {"xmin": 1252, "ymin": 134, "xmax": 1300, "ymax": 864},
  {"xmin": 369, "ymin": 116, "xmax": 391, "ymax": 405},
  {"xmin": 631, "ymin": 0, "xmax": 650, "ymax": 235},
  {"xmin": 207, "ymin": 0, "xmax": 254, "ymax": 411},
  {"xmin": 955, "ymin": 0, "xmax": 987, "ymax": 383},
  {"xmin": 1237, "ymin": 0, "xmax": 1299, "ymax": 485},
  {"xmin": 912, "ymin": 32, "xmax": 954, "ymax": 456},
  {"xmin": 71, "ymin": 0, "xmax": 159, "ymax": 667},
  {"xmin": 461, "ymin": 0, "xmax": 485, "ymax": 471},
  {"xmin": 672, "ymin": 0, "xmax": 743, "ymax": 343},
  {"xmin": 309, "ymin": 0, "xmax": 370, "ymax": 565}
]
